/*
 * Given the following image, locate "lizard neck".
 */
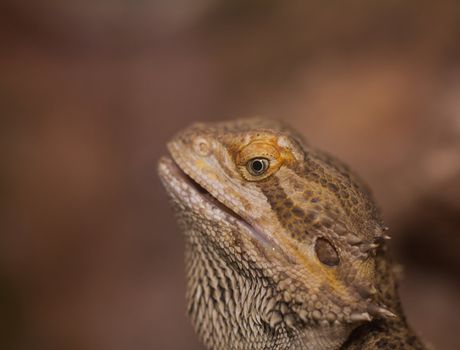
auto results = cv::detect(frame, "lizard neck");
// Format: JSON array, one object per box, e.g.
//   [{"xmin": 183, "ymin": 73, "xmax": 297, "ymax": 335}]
[{"xmin": 183, "ymin": 226, "xmax": 354, "ymax": 350}]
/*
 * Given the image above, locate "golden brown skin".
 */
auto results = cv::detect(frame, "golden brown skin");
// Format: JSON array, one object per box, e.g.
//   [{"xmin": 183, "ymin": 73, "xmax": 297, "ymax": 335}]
[{"xmin": 158, "ymin": 118, "xmax": 428, "ymax": 350}]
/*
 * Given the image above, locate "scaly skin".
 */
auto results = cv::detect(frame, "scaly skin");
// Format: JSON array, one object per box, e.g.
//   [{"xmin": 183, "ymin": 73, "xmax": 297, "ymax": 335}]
[{"xmin": 158, "ymin": 118, "xmax": 428, "ymax": 350}]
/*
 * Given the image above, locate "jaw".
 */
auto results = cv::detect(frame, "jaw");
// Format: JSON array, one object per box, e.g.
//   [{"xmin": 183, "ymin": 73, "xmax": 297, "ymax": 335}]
[
  {"xmin": 160, "ymin": 147, "xmax": 364, "ymax": 297},
  {"xmin": 158, "ymin": 156, "xmax": 283, "ymax": 254},
  {"xmin": 164, "ymin": 141, "xmax": 295, "ymax": 260},
  {"xmin": 159, "ymin": 154, "xmax": 373, "ymax": 313}
]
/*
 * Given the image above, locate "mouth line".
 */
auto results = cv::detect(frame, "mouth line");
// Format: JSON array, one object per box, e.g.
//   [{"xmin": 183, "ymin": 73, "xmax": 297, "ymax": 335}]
[
  {"xmin": 162, "ymin": 156, "xmax": 254, "ymax": 228},
  {"xmin": 160, "ymin": 155, "xmax": 280, "ymax": 250},
  {"xmin": 177, "ymin": 163, "xmax": 251, "ymax": 224}
]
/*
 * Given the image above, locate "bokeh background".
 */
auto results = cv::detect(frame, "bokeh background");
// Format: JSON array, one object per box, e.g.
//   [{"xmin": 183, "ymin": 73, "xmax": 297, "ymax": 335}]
[{"xmin": 1, "ymin": 1, "xmax": 459, "ymax": 349}]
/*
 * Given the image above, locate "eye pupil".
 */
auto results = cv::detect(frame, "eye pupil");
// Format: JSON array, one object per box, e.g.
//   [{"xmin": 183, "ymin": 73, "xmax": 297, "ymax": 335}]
[
  {"xmin": 252, "ymin": 160, "xmax": 263, "ymax": 172},
  {"xmin": 247, "ymin": 158, "xmax": 269, "ymax": 175}
]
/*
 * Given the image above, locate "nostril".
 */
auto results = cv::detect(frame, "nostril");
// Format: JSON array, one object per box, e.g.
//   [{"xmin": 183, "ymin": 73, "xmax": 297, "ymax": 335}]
[
  {"xmin": 193, "ymin": 137, "xmax": 211, "ymax": 156},
  {"xmin": 315, "ymin": 237, "xmax": 340, "ymax": 266}
]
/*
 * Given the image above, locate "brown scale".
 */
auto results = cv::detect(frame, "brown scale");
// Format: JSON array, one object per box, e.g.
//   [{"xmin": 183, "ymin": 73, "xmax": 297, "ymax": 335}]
[
  {"xmin": 258, "ymin": 168, "xmax": 374, "ymax": 312},
  {"xmin": 299, "ymin": 157, "xmax": 379, "ymax": 244},
  {"xmin": 258, "ymin": 175, "xmax": 319, "ymax": 242}
]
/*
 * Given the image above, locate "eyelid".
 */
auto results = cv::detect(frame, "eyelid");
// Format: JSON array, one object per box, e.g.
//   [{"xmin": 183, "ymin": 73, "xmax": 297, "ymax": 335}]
[{"xmin": 236, "ymin": 142, "xmax": 280, "ymax": 165}]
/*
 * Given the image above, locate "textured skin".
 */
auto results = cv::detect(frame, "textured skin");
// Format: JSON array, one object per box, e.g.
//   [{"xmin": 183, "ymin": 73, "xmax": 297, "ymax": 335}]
[{"xmin": 158, "ymin": 118, "xmax": 428, "ymax": 350}]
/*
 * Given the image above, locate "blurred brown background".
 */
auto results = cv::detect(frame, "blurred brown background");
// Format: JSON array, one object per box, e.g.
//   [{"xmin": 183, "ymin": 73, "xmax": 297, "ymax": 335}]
[{"xmin": 1, "ymin": 1, "xmax": 459, "ymax": 349}]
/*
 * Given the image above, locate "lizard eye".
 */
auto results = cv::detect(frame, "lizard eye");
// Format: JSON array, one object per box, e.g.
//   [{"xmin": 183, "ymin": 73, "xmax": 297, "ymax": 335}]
[
  {"xmin": 236, "ymin": 142, "xmax": 282, "ymax": 181},
  {"xmin": 247, "ymin": 158, "xmax": 270, "ymax": 176}
]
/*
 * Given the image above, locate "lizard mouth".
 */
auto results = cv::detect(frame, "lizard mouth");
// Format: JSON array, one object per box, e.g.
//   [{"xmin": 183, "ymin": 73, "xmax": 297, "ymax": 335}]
[
  {"xmin": 166, "ymin": 157, "xmax": 244, "ymax": 218},
  {"xmin": 159, "ymin": 157, "xmax": 249, "ymax": 221},
  {"xmin": 158, "ymin": 156, "xmax": 276, "ymax": 248}
]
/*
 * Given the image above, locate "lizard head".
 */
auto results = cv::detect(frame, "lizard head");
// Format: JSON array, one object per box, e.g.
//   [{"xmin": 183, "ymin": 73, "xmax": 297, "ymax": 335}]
[{"xmin": 158, "ymin": 118, "xmax": 396, "ymax": 348}]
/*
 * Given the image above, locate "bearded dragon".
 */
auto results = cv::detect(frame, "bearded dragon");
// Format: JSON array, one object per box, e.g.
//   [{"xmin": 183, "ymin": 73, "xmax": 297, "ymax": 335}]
[{"xmin": 158, "ymin": 118, "xmax": 427, "ymax": 350}]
